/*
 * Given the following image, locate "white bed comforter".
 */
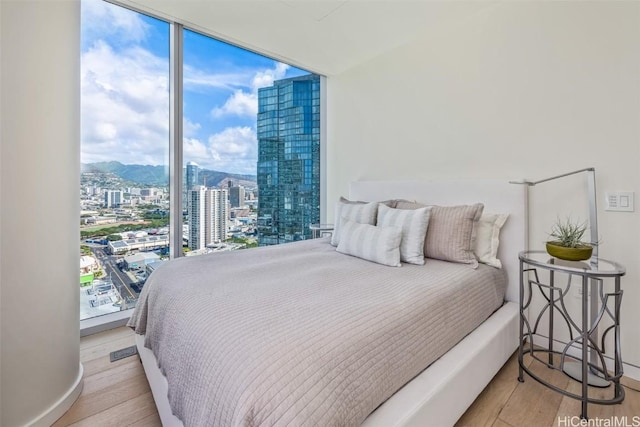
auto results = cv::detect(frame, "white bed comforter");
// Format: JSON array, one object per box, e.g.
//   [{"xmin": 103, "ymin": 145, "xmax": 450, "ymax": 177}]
[{"xmin": 128, "ymin": 238, "xmax": 506, "ymax": 427}]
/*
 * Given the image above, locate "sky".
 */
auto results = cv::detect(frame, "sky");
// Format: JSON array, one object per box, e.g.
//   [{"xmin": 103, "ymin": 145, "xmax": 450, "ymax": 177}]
[{"xmin": 80, "ymin": 0, "xmax": 310, "ymax": 175}]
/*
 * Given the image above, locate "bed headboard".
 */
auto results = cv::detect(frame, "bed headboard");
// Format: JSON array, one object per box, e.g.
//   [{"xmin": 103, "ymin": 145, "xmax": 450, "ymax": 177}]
[{"xmin": 349, "ymin": 180, "xmax": 526, "ymax": 303}]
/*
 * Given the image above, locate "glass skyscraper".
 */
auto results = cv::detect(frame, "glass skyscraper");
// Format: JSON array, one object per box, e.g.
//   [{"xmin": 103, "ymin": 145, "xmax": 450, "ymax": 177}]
[
  {"xmin": 185, "ymin": 161, "xmax": 199, "ymax": 191},
  {"xmin": 184, "ymin": 161, "xmax": 200, "ymax": 211},
  {"xmin": 257, "ymin": 74, "xmax": 320, "ymax": 246}
]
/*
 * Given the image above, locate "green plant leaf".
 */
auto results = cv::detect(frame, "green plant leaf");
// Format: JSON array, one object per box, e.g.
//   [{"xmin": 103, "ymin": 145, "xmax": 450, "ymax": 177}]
[{"xmin": 549, "ymin": 217, "xmax": 589, "ymax": 248}]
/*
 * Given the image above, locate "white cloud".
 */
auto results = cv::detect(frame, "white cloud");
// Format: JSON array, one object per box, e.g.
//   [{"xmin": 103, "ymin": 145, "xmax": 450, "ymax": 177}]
[
  {"xmin": 204, "ymin": 127, "xmax": 257, "ymax": 175},
  {"xmin": 251, "ymin": 62, "xmax": 289, "ymax": 92},
  {"xmin": 183, "ymin": 65, "xmax": 250, "ymax": 92},
  {"xmin": 183, "ymin": 128, "xmax": 257, "ymax": 175},
  {"xmin": 183, "ymin": 137, "xmax": 210, "ymax": 166},
  {"xmin": 184, "ymin": 118, "xmax": 201, "ymax": 138},
  {"xmin": 81, "ymin": 1, "xmax": 287, "ymax": 175},
  {"xmin": 82, "ymin": 0, "xmax": 150, "ymax": 44},
  {"xmin": 210, "ymin": 62, "xmax": 290, "ymax": 119},
  {"xmin": 81, "ymin": 40, "xmax": 170, "ymax": 166},
  {"xmin": 211, "ymin": 90, "xmax": 257, "ymax": 118},
  {"xmin": 81, "ymin": 37, "xmax": 259, "ymax": 173}
]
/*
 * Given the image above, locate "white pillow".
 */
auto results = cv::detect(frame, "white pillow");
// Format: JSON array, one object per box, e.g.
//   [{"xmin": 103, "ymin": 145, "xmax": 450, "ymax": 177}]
[
  {"xmin": 330, "ymin": 199, "xmax": 378, "ymax": 247},
  {"xmin": 336, "ymin": 219, "xmax": 402, "ymax": 267},
  {"xmin": 473, "ymin": 213, "xmax": 509, "ymax": 268},
  {"xmin": 377, "ymin": 204, "xmax": 432, "ymax": 265}
]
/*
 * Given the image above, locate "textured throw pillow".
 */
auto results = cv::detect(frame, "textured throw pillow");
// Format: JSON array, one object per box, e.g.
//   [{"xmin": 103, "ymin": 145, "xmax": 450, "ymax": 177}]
[
  {"xmin": 394, "ymin": 200, "xmax": 425, "ymax": 210},
  {"xmin": 377, "ymin": 204, "xmax": 432, "ymax": 265},
  {"xmin": 426, "ymin": 204, "xmax": 484, "ymax": 266},
  {"xmin": 473, "ymin": 213, "xmax": 509, "ymax": 268},
  {"xmin": 395, "ymin": 201, "xmax": 484, "ymax": 266},
  {"xmin": 336, "ymin": 219, "xmax": 402, "ymax": 267},
  {"xmin": 330, "ymin": 198, "xmax": 379, "ymax": 246}
]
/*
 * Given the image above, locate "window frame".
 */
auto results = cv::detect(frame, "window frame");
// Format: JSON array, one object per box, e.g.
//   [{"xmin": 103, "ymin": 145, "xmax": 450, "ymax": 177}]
[{"xmin": 81, "ymin": 0, "xmax": 327, "ymax": 334}]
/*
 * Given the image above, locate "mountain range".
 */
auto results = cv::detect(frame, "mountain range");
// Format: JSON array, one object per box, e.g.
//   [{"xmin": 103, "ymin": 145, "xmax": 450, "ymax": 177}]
[{"xmin": 81, "ymin": 161, "xmax": 257, "ymax": 188}]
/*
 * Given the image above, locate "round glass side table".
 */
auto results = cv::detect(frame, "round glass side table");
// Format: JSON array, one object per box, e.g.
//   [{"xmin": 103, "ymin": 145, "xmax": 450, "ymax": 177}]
[
  {"xmin": 518, "ymin": 250, "xmax": 626, "ymax": 420},
  {"xmin": 309, "ymin": 224, "xmax": 334, "ymax": 239}
]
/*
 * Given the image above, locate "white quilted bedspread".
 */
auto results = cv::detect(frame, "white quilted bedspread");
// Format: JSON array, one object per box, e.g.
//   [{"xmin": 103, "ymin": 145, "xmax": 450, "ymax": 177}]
[{"xmin": 128, "ymin": 238, "xmax": 505, "ymax": 427}]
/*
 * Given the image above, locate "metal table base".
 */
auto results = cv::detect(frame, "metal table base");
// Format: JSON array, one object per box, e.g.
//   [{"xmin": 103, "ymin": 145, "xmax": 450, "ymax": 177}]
[{"xmin": 518, "ymin": 251, "xmax": 625, "ymax": 420}]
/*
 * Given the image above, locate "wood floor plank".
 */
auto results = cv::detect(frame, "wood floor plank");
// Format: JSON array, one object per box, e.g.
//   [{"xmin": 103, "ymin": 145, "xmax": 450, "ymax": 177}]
[
  {"xmin": 497, "ymin": 355, "xmax": 570, "ymax": 427},
  {"xmin": 80, "ymin": 326, "xmax": 134, "ymax": 351},
  {"xmin": 491, "ymin": 418, "xmax": 514, "ymax": 427},
  {"xmin": 554, "ymin": 377, "xmax": 640, "ymax": 425},
  {"xmin": 622, "ymin": 376, "xmax": 640, "ymax": 391},
  {"xmin": 623, "ymin": 385, "xmax": 640, "ymax": 420},
  {"xmin": 52, "ymin": 371, "xmax": 150, "ymax": 426},
  {"xmin": 80, "ymin": 335, "xmax": 136, "ymax": 363},
  {"xmin": 456, "ymin": 352, "xmax": 521, "ymax": 427},
  {"xmin": 82, "ymin": 357, "xmax": 145, "ymax": 396},
  {"xmin": 554, "ymin": 379, "xmax": 609, "ymax": 423},
  {"xmin": 68, "ymin": 392, "xmax": 158, "ymax": 427},
  {"xmin": 52, "ymin": 326, "xmax": 640, "ymax": 427},
  {"xmin": 81, "ymin": 350, "xmax": 141, "ymax": 378},
  {"xmin": 129, "ymin": 413, "xmax": 163, "ymax": 427}
]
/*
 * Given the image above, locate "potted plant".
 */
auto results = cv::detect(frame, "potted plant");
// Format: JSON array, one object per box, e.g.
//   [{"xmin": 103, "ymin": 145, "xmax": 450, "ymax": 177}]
[{"xmin": 546, "ymin": 217, "xmax": 593, "ymax": 261}]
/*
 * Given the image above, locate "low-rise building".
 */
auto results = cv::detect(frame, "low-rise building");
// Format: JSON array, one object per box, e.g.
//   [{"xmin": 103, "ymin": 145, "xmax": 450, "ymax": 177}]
[
  {"xmin": 124, "ymin": 252, "xmax": 160, "ymax": 270},
  {"xmin": 107, "ymin": 234, "xmax": 170, "ymax": 255},
  {"xmin": 80, "ymin": 255, "xmax": 100, "ymax": 286}
]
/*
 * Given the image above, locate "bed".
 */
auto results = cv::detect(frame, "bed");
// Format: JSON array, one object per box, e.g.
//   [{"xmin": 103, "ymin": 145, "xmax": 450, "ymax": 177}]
[{"xmin": 129, "ymin": 179, "xmax": 526, "ymax": 426}]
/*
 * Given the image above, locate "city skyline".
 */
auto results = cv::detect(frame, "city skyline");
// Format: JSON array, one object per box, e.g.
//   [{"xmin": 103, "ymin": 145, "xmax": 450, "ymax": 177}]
[
  {"xmin": 78, "ymin": 0, "xmax": 319, "ymax": 322},
  {"xmin": 81, "ymin": 0, "xmax": 310, "ymax": 175}
]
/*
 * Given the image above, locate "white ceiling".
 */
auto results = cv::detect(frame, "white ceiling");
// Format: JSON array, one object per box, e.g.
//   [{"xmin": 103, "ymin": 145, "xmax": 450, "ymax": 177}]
[{"xmin": 120, "ymin": 0, "xmax": 496, "ymax": 75}]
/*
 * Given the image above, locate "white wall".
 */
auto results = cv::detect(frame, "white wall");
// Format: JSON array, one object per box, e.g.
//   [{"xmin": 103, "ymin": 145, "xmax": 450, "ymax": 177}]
[
  {"xmin": 0, "ymin": 1, "xmax": 83, "ymax": 426},
  {"xmin": 327, "ymin": 2, "xmax": 640, "ymax": 369}
]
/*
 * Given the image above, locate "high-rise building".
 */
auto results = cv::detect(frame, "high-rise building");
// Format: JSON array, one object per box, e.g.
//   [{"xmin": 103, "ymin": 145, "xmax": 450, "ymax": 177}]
[
  {"xmin": 184, "ymin": 162, "xmax": 200, "ymax": 211},
  {"xmin": 188, "ymin": 187, "xmax": 206, "ymax": 250},
  {"xmin": 185, "ymin": 162, "xmax": 199, "ymax": 191},
  {"xmin": 188, "ymin": 186, "xmax": 229, "ymax": 250},
  {"xmin": 104, "ymin": 190, "xmax": 123, "ymax": 208},
  {"xmin": 257, "ymin": 74, "xmax": 320, "ymax": 246},
  {"xmin": 229, "ymin": 185, "xmax": 245, "ymax": 208}
]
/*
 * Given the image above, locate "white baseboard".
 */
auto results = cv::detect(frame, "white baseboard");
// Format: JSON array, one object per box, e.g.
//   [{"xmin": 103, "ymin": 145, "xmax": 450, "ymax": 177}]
[
  {"xmin": 28, "ymin": 363, "xmax": 84, "ymax": 427},
  {"xmin": 623, "ymin": 363, "xmax": 640, "ymax": 382},
  {"xmin": 530, "ymin": 335, "xmax": 640, "ymax": 382}
]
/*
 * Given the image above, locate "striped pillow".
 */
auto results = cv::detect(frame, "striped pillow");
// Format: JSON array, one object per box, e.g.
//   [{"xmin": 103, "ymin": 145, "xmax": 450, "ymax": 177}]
[
  {"xmin": 336, "ymin": 219, "xmax": 402, "ymax": 267},
  {"xmin": 330, "ymin": 199, "xmax": 378, "ymax": 247},
  {"xmin": 426, "ymin": 204, "xmax": 484, "ymax": 266},
  {"xmin": 395, "ymin": 201, "xmax": 484, "ymax": 266},
  {"xmin": 377, "ymin": 204, "xmax": 432, "ymax": 265}
]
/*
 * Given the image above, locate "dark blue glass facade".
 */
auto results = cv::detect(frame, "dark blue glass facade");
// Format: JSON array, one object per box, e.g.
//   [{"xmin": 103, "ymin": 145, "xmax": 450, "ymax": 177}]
[{"xmin": 257, "ymin": 74, "xmax": 320, "ymax": 246}]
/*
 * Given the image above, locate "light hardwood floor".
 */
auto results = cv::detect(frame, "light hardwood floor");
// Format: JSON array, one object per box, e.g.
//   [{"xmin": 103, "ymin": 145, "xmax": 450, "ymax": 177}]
[
  {"xmin": 53, "ymin": 327, "xmax": 161, "ymax": 427},
  {"xmin": 55, "ymin": 327, "xmax": 640, "ymax": 426}
]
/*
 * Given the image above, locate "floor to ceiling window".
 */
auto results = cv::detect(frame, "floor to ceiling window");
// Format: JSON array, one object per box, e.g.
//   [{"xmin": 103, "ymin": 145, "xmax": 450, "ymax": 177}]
[
  {"xmin": 182, "ymin": 29, "xmax": 320, "ymax": 256},
  {"xmin": 79, "ymin": 0, "xmax": 322, "ymax": 322},
  {"xmin": 80, "ymin": 0, "xmax": 170, "ymax": 321}
]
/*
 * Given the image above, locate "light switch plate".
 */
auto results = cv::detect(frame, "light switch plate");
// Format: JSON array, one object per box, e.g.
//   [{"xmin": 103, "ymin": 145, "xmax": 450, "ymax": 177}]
[{"xmin": 605, "ymin": 192, "xmax": 634, "ymax": 212}]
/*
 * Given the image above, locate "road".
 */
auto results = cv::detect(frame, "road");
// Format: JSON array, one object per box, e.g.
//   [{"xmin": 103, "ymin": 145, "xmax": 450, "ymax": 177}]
[{"xmin": 90, "ymin": 246, "xmax": 139, "ymax": 300}]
